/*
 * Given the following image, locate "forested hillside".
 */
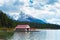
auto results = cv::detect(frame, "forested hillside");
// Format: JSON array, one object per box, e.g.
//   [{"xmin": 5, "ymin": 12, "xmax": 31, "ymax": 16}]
[
  {"xmin": 0, "ymin": 11, "xmax": 60, "ymax": 29},
  {"xmin": 0, "ymin": 11, "xmax": 17, "ymax": 28}
]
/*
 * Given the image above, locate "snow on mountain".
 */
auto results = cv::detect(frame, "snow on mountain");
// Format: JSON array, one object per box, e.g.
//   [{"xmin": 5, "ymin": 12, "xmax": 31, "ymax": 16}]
[
  {"xmin": 8, "ymin": 11, "xmax": 46, "ymax": 24},
  {"xmin": 17, "ymin": 12, "xmax": 46, "ymax": 24}
]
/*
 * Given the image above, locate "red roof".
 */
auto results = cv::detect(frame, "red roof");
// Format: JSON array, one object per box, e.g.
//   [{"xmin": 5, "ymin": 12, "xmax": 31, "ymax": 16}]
[{"xmin": 16, "ymin": 25, "xmax": 30, "ymax": 28}]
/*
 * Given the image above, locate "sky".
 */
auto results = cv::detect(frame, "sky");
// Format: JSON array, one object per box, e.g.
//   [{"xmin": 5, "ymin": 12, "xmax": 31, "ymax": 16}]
[{"xmin": 0, "ymin": 0, "xmax": 60, "ymax": 25}]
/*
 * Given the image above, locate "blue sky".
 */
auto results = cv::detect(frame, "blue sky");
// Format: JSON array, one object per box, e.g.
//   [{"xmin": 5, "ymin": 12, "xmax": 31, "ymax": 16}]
[{"xmin": 0, "ymin": 0, "xmax": 60, "ymax": 25}]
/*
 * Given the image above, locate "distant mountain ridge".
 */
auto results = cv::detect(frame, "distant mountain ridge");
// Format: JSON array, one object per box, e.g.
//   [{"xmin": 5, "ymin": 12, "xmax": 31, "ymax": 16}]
[
  {"xmin": 17, "ymin": 12, "xmax": 46, "ymax": 24},
  {"xmin": 0, "ymin": 11, "xmax": 60, "ymax": 29},
  {"xmin": 8, "ymin": 11, "xmax": 46, "ymax": 24}
]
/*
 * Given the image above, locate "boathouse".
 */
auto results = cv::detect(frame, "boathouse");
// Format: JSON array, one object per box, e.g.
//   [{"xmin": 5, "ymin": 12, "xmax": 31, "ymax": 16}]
[{"xmin": 15, "ymin": 25, "xmax": 30, "ymax": 32}]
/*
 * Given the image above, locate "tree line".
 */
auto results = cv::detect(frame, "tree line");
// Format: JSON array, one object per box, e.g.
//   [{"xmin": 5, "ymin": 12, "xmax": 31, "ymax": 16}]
[
  {"xmin": 0, "ymin": 11, "xmax": 60, "ymax": 29},
  {"xmin": 0, "ymin": 11, "xmax": 17, "ymax": 28}
]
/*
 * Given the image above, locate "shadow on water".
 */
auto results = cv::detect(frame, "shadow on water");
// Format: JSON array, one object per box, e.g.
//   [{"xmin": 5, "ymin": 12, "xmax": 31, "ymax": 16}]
[{"xmin": 7, "ymin": 31, "xmax": 46, "ymax": 40}]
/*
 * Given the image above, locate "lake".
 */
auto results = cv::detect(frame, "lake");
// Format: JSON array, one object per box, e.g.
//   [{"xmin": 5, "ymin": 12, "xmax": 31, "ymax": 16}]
[{"xmin": 0, "ymin": 29, "xmax": 60, "ymax": 40}]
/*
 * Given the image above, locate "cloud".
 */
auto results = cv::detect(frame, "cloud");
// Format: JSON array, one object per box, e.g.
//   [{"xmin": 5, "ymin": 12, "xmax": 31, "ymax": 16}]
[
  {"xmin": 0, "ymin": 0, "xmax": 60, "ymax": 25},
  {"xmin": 46, "ymin": 18, "xmax": 60, "ymax": 25},
  {"xmin": 0, "ymin": 0, "xmax": 5, "ymax": 6},
  {"xmin": 21, "ymin": 0, "xmax": 60, "ymax": 25},
  {"xmin": 8, "ymin": 12, "xmax": 20, "ymax": 20},
  {"xmin": 13, "ymin": 0, "xmax": 24, "ymax": 6},
  {"xmin": 0, "ymin": 0, "xmax": 21, "ymax": 13}
]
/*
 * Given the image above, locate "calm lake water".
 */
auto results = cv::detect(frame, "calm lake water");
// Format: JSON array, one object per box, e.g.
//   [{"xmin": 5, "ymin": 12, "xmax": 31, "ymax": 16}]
[{"xmin": 2, "ymin": 30, "xmax": 60, "ymax": 40}]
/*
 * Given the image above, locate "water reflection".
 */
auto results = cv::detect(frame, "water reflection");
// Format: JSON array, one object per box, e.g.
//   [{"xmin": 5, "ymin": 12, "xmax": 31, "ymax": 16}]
[{"xmin": 8, "ymin": 31, "xmax": 46, "ymax": 40}]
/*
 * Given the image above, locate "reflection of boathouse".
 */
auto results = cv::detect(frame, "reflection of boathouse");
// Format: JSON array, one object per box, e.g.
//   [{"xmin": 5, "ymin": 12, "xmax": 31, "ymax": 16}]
[{"xmin": 15, "ymin": 25, "xmax": 30, "ymax": 32}]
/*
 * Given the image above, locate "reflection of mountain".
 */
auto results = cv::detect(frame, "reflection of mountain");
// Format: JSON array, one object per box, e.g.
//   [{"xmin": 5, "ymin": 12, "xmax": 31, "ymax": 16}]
[{"xmin": 17, "ymin": 12, "xmax": 46, "ymax": 24}]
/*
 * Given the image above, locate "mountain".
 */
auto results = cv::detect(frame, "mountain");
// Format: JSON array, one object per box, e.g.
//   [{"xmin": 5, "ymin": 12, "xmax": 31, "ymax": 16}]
[
  {"xmin": 17, "ymin": 12, "xmax": 46, "ymax": 24},
  {"xmin": 8, "ymin": 11, "xmax": 46, "ymax": 24},
  {"xmin": 0, "ymin": 11, "xmax": 60, "ymax": 29}
]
